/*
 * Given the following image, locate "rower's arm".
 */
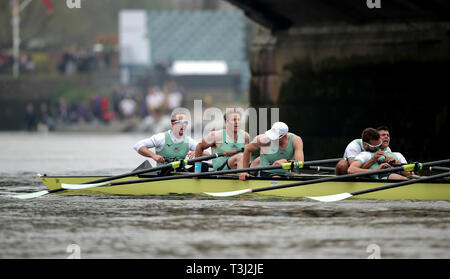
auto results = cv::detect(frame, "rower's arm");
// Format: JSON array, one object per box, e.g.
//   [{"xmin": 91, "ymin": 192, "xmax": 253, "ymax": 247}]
[
  {"xmin": 134, "ymin": 135, "xmax": 165, "ymax": 162},
  {"xmin": 194, "ymin": 132, "xmax": 215, "ymax": 158},
  {"xmin": 348, "ymin": 160, "xmax": 391, "ymax": 174},
  {"xmin": 292, "ymin": 135, "xmax": 304, "ymax": 162},
  {"xmin": 242, "ymin": 139, "xmax": 260, "ymax": 169},
  {"xmin": 137, "ymin": 146, "xmax": 163, "ymax": 162},
  {"xmin": 194, "ymin": 139, "xmax": 211, "ymax": 158},
  {"xmin": 244, "ymin": 132, "xmax": 251, "ymax": 144},
  {"xmin": 239, "ymin": 136, "xmax": 262, "ymax": 181},
  {"xmin": 348, "ymin": 160, "xmax": 369, "ymax": 174},
  {"xmin": 361, "ymin": 150, "xmax": 384, "ymax": 169},
  {"xmin": 361, "ymin": 157, "xmax": 377, "ymax": 169}
]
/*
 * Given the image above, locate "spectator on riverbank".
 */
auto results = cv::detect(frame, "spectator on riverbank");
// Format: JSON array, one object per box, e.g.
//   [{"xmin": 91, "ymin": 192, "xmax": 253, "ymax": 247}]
[
  {"xmin": 39, "ymin": 102, "xmax": 55, "ymax": 131},
  {"xmin": 20, "ymin": 54, "xmax": 35, "ymax": 74},
  {"xmin": 0, "ymin": 51, "xmax": 34, "ymax": 75},
  {"xmin": 75, "ymin": 100, "xmax": 94, "ymax": 123},
  {"xmin": 0, "ymin": 51, "xmax": 13, "ymax": 74},
  {"xmin": 25, "ymin": 102, "xmax": 38, "ymax": 131},
  {"xmin": 57, "ymin": 97, "xmax": 70, "ymax": 123},
  {"xmin": 119, "ymin": 96, "xmax": 137, "ymax": 121},
  {"xmin": 58, "ymin": 46, "xmax": 99, "ymax": 75},
  {"xmin": 146, "ymin": 86, "xmax": 165, "ymax": 115},
  {"xmin": 58, "ymin": 48, "xmax": 77, "ymax": 75},
  {"xmin": 111, "ymin": 85, "xmax": 124, "ymax": 120}
]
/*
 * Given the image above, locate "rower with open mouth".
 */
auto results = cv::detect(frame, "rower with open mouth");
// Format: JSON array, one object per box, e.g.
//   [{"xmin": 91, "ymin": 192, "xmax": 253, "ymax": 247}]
[
  {"xmin": 348, "ymin": 127, "xmax": 410, "ymax": 180},
  {"xmin": 133, "ymin": 110, "xmax": 206, "ymax": 174},
  {"xmin": 335, "ymin": 127, "xmax": 394, "ymax": 175}
]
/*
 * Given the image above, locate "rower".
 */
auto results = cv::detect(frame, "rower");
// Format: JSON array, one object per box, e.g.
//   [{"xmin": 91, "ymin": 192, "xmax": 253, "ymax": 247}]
[
  {"xmin": 346, "ymin": 127, "xmax": 409, "ymax": 180},
  {"xmin": 377, "ymin": 126, "xmax": 408, "ymax": 167},
  {"xmin": 133, "ymin": 111, "xmax": 202, "ymax": 172},
  {"xmin": 348, "ymin": 149, "xmax": 409, "ymax": 180},
  {"xmin": 194, "ymin": 109, "xmax": 250, "ymax": 171},
  {"xmin": 352, "ymin": 125, "xmax": 412, "ymax": 179},
  {"xmin": 335, "ymin": 127, "xmax": 392, "ymax": 175},
  {"xmin": 239, "ymin": 122, "xmax": 304, "ymax": 181}
]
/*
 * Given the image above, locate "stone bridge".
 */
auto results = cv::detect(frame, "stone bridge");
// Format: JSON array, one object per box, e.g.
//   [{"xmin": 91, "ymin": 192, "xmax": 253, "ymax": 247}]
[{"xmin": 227, "ymin": 0, "xmax": 450, "ymax": 161}]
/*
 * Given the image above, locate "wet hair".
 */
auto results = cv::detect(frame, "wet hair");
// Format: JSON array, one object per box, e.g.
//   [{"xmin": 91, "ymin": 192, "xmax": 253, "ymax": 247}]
[{"xmin": 361, "ymin": 128, "xmax": 380, "ymax": 143}]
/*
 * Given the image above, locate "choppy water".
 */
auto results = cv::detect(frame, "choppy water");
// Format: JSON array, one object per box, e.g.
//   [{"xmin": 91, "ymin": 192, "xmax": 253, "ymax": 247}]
[{"xmin": 1, "ymin": 132, "xmax": 449, "ymax": 259}]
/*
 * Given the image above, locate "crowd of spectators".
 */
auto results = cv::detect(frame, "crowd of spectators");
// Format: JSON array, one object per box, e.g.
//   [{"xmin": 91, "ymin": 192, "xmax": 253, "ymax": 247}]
[
  {"xmin": 25, "ymin": 80, "xmax": 185, "ymax": 132},
  {"xmin": 1, "ymin": 43, "xmax": 113, "ymax": 76},
  {"xmin": 58, "ymin": 46, "xmax": 113, "ymax": 75},
  {"xmin": 0, "ymin": 52, "xmax": 35, "ymax": 75},
  {"xmin": 11, "ymin": 50, "xmax": 187, "ymax": 132}
]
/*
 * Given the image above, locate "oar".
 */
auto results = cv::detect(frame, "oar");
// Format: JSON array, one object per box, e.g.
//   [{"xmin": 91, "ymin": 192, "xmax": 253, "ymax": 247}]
[
  {"xmin": 429, "ymin": 166, "xmax": 450, "ymax": 172},
  {"xmin": 203, "ymin": 159, "xmax": 450, "ymax": 197},
  {"xmin": 60, "ymin": 158, "xmax": 343, "ymax": 191},
  {"xmin": 305, "ymin": 166, "xmax": 335, "ymax": 172},
  {"xmin": 10, "ymin": 149, "xmax": 242, "ymax": 200},
  {"xmin": 306, "ymin": 171, "xmax": 450, "ymax": 202}
]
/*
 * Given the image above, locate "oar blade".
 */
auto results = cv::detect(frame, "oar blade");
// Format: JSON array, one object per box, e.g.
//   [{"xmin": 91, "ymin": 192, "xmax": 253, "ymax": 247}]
[
  {"xmin": 306, "ymin": 193, "xmax": 353, "ymax": 202},
  {"xmin": 10, "ymin": 190, "xmax": 50, "ymax": 200},
  {"xmin": 132, "ymin": 160, "xmax": 153, "ymax": 172},
  {"xmin": 61, "ymin": 182, "xmax": 110, "ymax": 190},
  {"xmin": 203, "ymin": 188, "xmax": 252, "ymax": 197}
]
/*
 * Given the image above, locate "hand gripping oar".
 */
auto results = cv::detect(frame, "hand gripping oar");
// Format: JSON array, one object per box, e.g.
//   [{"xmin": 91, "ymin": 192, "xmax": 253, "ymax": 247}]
[
  {"xmin": 203, "ymin": 159, "xmax": 450, "ymax": 197},
  {"xmin": 58, "ymin": 158, "xmax": 342, "ymax": 191},
  {"xmin": 306, "ymin": 171, "xmax": 450, "ymax": 202},
  {"xmin": 10, "ymin": 149, "xmax": 242, "ymax": 200}
]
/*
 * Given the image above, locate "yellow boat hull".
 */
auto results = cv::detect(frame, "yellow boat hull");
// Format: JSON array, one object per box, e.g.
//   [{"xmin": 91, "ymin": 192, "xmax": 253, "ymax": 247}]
[{"xmin": 39, "ymin": 174, "xmax": 450, "ymax": 201}]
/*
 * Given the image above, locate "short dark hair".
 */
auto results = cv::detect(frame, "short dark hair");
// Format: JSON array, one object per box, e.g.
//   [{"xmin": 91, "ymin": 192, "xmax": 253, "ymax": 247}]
[
  {"xmin": 361, "ymin": 128, "xmax": 380, "ymax": 143},
  {"xmin": 376, "ymin": 126, "xmax": 389, "ymax": 132}
]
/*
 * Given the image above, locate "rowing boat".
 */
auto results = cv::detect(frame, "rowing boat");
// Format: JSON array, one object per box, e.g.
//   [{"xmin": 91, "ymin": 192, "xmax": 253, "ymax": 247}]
[{"xmin": 38, "ymin": 173, "xmax": 450, "ymax": 201}]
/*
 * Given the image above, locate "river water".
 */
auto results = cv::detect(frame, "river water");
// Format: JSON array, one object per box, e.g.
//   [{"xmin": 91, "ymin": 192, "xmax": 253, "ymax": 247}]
[{"xmin": 0, "ymin": 132, "xmax": 449, "ymax": 259}]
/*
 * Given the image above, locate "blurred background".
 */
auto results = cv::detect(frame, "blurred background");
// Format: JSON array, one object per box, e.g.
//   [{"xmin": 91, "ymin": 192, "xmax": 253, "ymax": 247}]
[
  {"xmin": 0, "ymin": 0, "xmax": 449, "ymax": 161},
  {"xmin": 0, "ymin": 0, "xmax": 255, "ymax": 133}
]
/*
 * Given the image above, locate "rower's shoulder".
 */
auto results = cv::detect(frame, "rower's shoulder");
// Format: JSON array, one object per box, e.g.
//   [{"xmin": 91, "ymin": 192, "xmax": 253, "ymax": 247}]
[
  {"xmin": 345, "ymin": 139, "xmax": 362, "ymax": 149},
  {"xmin": 355, "ymin": 151, "xmax": 372, "ymax": 162},
  {"xmin": 291, "ymin": 133, "xmax": 303, "ymax": 143},
  {"xmin": 256, "ymin": 134, "xmax": 271, "ymax": 145},
  {"xmin": 201, "ymin": 130, "xmax": 222, "ymax": 145},
  {"xmin": 242, "ymin": 129, "xmax": 251, "ymax": 139},
  {"xmin": 203, "ymin": 129, "xmax": 221, "ymax": 138},
  {"xmin": 147, "ymin": 131, "xmax": 167, "ymax": 141}
]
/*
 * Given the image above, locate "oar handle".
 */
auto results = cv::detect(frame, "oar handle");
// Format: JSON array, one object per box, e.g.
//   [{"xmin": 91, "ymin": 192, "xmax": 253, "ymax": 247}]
[
  {"xmin": 221, "ymin": 148, "xmax": 244, "ymax": 157},
  {"xmin": 108, "ymin": 158, "xmax": 343, "ymax": 187},
  {"xmin": 188, "ymin": 148, "xmax": 244, "ymax": 164},
  {"xmin": 85, "ymin": 149, "xmax": 244, "ymax": 184}
]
